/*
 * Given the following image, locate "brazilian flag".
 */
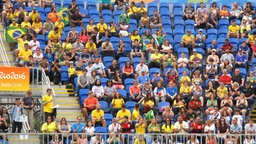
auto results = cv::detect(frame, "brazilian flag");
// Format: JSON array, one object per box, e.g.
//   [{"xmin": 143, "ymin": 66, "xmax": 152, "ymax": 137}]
[
  {"xmin": 58, "ymin": 7, "xmax": 70, "ymax": 26},
  {"xmin": 5, "ymin": 27, "xmax": 28, "ymax": 43}
]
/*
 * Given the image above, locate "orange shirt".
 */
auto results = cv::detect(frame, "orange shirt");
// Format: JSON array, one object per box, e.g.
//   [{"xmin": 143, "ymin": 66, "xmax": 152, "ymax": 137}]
[
  {"xmin": 84, "ymin": 97, "xmax": 99, "ymax": 110},
  {"xmin": 48, "ymin": 12, "xmax": 58, "ymax": 23},
  {"xmin": 123, "ymin": 66, "xmax": 133, "ymax": 73},
  {"xmin": 130, "ymin": 86, "xmax": 140, "ymax": 95},
  {"xmin": 219, "ymin": 10, "xmax": 229, "ymax": 17}
]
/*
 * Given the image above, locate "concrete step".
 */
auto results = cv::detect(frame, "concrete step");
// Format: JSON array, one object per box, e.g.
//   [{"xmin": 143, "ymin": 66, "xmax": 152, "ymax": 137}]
[
  {"xmin": 7, "ymin": 134, "xmax": 40, "ymax": 144},
  {"xmin": 55, "ymin": 99, "xmax": 78, "ymax": 104},
  {"xmin": 58, "ymin": 103, "xmax": 80, "ymax": 108}
]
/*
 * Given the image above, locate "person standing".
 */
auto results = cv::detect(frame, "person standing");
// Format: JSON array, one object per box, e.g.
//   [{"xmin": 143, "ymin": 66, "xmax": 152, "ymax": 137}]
[
  {"xmin": 21, "ymin": 90, "xmax": 35, "ymax": 132},
  {"xmin": 42, "ymin": 88, "xmax": 54, "ymax": 121},
  {"xmin": 12, "ymin": 98, "xmax": 23, "ymax": 133}
]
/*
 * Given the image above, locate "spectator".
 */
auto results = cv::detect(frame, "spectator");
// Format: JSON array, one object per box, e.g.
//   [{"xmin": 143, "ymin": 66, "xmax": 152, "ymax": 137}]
[
  {"xmin": 21, "ymin": 90, "xmax": 34, "ymax": 132},
  {"xmin": 227, "ymin": 20, "xmax": 240, "ymax": 39},
  {"xmin": 67, "ymin": 26, "xmax": 79, "ymax": 43},
  {"xmin": 165, "ymin": 68, "xmax": 178, "ymax": 84},
  {"xmin": 148, "ymin": 118, "xmax": 160, "ymax": 133},
  {"xmin": 71, "ymin": 116, "xmax": 85, "ymax": 133},
  {"xmin": 31, "ymin": 17, "xmax": 42, "ymax": 35},
  {"xmin": 239, "ymin": 41, "xmax": 249, "ymax": 58},
  {"xmin": 87, "ymin": 19, "xmax": 95, "ymax": 35},
  {"xmin": 118, "ymin": 20, "xmax": 130, "ymax": 38},
  {"xmin": 68, "ymin": 0, "xmax": 79, "ymax": 16},
  {"xmin": 106, "ymin": 21, "xmax": 118, "ymax": 38},
  {"xmin": 138, "ymin": 69, "xmax": 150, "ymax": 85},
  {"xmin": 84, "ymin": 120, "xmax": 95, "ymax": 140},
  {"xmin": 230, "ymin": 118, "xmax": 243, "ymax": 137},
  {"xmin": 141, "ymin": 82, "xmax": 153, "ymax": 99},
  {"xmin": 230, "ymin": 2, "xmax": 243, "ymax": 21},
  {"xmin": 177, "ymin": 52, "xmax": 189, "ymax": 68},
  {"xmin": 91, "ymin": 134, "xmax": 104, "ymax": 144},
  {"xmin": 70, "ymin": 11, "xmax": 83, "ymax": 27},
  {"xmin": 132, "ymin": 104, "xmax": 141, "ymax": 122},
  {"xmin": 48, "ymin": 27, "xmax": 61, "ymax": 41},
  {"xmin": 91, "ymin": 104, "xmax": 106, "ymax": 127},
  {"xmin": 92, "ymin": 50, "xmax": 102, "ymax": 63},
  {"xmin": 92, "ymin": 79, "xmax": 104, "ymax": 100},
  {"xmin": 79, "ymin": 28, "xmax": 89, "ymax": 44},
  {"xmin": 100, "ymin": 0, "xmax": 112, "ymax": 12},
  {"xmin": 232, "ymin": 68, "xmax": 245, "ymax": 87},
  {"xmin": 86, "ymin": 38, "xmax": 97, "ymax": 54},
  {"xmin": 207, "ymin": 13, "xmax": 218, "ymax": 29},
  {"xmin": 29, "ymin": 8, "xmax": 40, "ymax": 22},
  {"xmin": 103, "ymin": 80, "xmax": 116, "ymax": 104},
  {"xmin": 196, "ymin": 2, "xmax": 208, "ymax": 20},
  {"xmin": 188, "ymin": 95, "xmax": 202, "ymax": 112},
  {"xmin": 166, "ymin": 81, "xmax": 178, "ymax": 104},
  {"xmin": 150, "ymin": 10, "xmax": 162, "ymax": 30},
  {"xmin": 245, "ymin": 119, "xmax": 256, "ymax": 134},
  {"xmin": 162, "ymin": 50, "xmax": 176, "ymax": 70},
  {"xmin": 116, "ymin": 105, "xmax": 131, "ymax": 123},
  {"xmin": 58, "ymin": 117, "xmax": 71, "ymax": 143},
  {"xmin": 220, "ymin": 94, "xmax": 233, "ymax": 116},
  {"xmin": 195, "ymin": 29, "xmax": 206, "ymax": 48},
  {"xmin": 209, "ymin": 2, "xmax": 219, "ymax": 16},
  {"xmin": 219, "ymin": 5, "xmax": 229, "ymax": 19},
  {"xmin": 11, "ymin": 98, "xmax": 23, "ymax": 133},
  {"xmin": 97, "ymin": 18, "xmax": 108, "ymax": 37},
  {"xmin": 206, "ymin": 58, "xmax": 218, "ymax": 79},
  {"xmin": 47, "ymin": 7, "xmax": 58, "ymax": 23},
  {"xmin": 232, "ymin": 109, "xmax": 244, "ymax": 126},
  {"xmin": 121, "ymin": 115, "xmax": 133, "ymax": 134},
  {"xmin": 43, "ymin": 18, "xmax": 54, "ymax": 35},
  {"xmin": 101, "ymin": 38, "xmax": 114, "ymax": 58},
  {"xmin": 134, "ymin": 135, "xmax": 146, "ymax": 144},
  {"xmin": 108, "ymin": 117, "xmax": 121, "ymax": 133},
  {"xmin": 42, "ymin": 88, "xmax": 54, "ymax": 121},
  {"xmin": 114, "ymin": 0, "xmax": 126, "ymax": 12},
  {"xmin": 174, "ymin": 115, "xmax": 189, "ymax": 136},
  {"xmin": 189, "ymin": 49, "xmax": 202, "ymax": 69},
  {"xmin": 41, "ymin": 116, "xmax": 57, "ymax": 143},
  {"xmin": 220, "ymin": 49, "xmax": 234, "ymax": 69},
  {"xmin": 153, "ymin": 82, "xmax": 166, "ymax": 105},
  {"xmin": 135, "ymin": 60, "xmax": 149, "ymax": 76},
  {"xmin": 240, "ymin": 20, "xmax": 251, "ymax": 39},
  {"xmin": 236, "ymin": 93, "xmax": 248, "ymax": 116},
  {"xmin": 111, "ymin": 92, "xmax": 125, "ymax": 117},
  {"xmin": 190, "ymin": 117, "xmax": 204, "ymax": 133},
  {"xmin": 183, "ymin": 3, "xmax": 195, "ymax": 20},
  {"xmin": 91, "ymin": 58, "xmax": 106, "ymax": 78},
  {"xmin": 107, "ymin": 132, "xmax": 120, "ymax": 144},
  {"xmin": 219, "ymin": 69, "xmax": 232, "ymax": 85},
  {"xmin": 129, "ymin": 80, "xmax": 141, "ymax": 102},
  {"xmin": 207, "ymin": 40, "xmax": 219, "ymax": 55},
  {"xmin": 234, "ymin": 48, "xmax": 247, "ymax": 69},
  {"xmin": 162, "ymin": 106, "xmax": 174, "ymax": 122},
  {"xmin": 1, "ymin": 0, "xmax": 13, "ymax": 24},
  {"xmin": 82, "ymin": 91, "xmax": 99, "ymax": 119},
  {"xmin": 75, "ymin": 69, "xmax": 89, "ymax": 96},
  {"xmin": 242, "ymin": 81, "xmax": 255, "ymax": 106},
  {"xmin": 18, "ymin": 43, "xmax": 32, "ymax": 66},
  {"xmin": 217, "ymin": 82, "xmax": 228, "ymax": 100},
  {"xmin": 182, "ymin": 30, "xmax": 195, "ymax": 48}
]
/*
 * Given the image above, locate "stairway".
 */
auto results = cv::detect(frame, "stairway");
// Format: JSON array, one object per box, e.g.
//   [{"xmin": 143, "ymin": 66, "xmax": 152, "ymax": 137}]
[
  {"xmin": 53, "ymin": 85, "xmax": 83, "ymax": 124},
  {"xmin": 250, "ymin": 108, "xmax": 256, "ymax": 123}
]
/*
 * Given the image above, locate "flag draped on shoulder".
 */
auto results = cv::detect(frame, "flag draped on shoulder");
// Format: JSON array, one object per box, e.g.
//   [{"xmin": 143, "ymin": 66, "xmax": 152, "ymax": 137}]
[
  {"xmin": 5, "ymin": 27, "xmax": 28, "ymax": 43},
  {"xmin": 58, "ymin": 7, "xmax": 70, "ymax": 26}
]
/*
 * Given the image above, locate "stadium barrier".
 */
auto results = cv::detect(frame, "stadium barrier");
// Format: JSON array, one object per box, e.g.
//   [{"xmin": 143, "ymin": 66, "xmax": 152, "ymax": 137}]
[
  {"xmin": 1, "ymin": 133, "xmax": 256, "ymax": 144},
  {"xmin": 0, "ymin": 35, "xmax": 10, "ymax": 67}
]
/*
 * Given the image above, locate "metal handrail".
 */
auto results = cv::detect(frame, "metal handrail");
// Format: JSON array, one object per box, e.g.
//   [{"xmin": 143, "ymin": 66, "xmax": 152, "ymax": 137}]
[
  {"xmin": 0, "ymin": 33, "xmax": 10, "ymax": 67},
  {"xmin": 41, "ymin": 69, "xmax": 55, "ymax": 97}
]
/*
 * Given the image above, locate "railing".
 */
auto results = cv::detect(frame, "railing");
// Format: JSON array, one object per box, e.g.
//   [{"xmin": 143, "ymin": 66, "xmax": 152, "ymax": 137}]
[
  {"xmin": 41, "ymin": 69, "xmax": 55, "ymax": 97},
  {"xmin": 1, "ymin": 133, "xmax": 256, "ymax": 144},
  {"xmin": 0, "ymin": 33, "xmax": 10, "ymax": 67}
]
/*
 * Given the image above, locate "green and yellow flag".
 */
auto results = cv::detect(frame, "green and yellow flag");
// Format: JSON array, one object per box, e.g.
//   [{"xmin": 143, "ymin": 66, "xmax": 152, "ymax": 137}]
[
  {"xmin": 58, "ymin": 7, "xmax": 70, "ymax": 26},
  {"xmin": 5, "ymin": 27, "xmax": 28, "ymax": 43}
]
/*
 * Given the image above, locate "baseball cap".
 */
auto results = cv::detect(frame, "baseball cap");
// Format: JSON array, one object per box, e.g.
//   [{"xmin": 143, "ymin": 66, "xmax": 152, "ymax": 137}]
[{"xmin": 193, "ymin": 49, "xmax": 197, "ymax": 52}]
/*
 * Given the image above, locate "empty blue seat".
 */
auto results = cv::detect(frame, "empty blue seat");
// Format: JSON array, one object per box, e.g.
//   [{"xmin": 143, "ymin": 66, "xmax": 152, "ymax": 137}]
[
  {"xmin": 117, "ymin": 89, "xmax": 128, "ymax": 99},
  {"xmin": 102, "ymin": 9, "xmax": 112, "ymax": 17},
  {"xmin": 63, "ymin": 0, "xmax": 72, "ymax": 7},
  {"xmin": 207, "ymin": 29, "xmax": 217, "ymax": 39},
  {"xmin": 178, "ymin": 68, "xmax": 190, "ymax": 75},
  {"xmin": 125, "ymin": 101, "xmax": 137, "ymax": 112},
  {"xmin": 149, "ymin": 68, "xmax": 161, "ymax": 79},
  {"xmin": 89, "ymin": 9, "xmax": 100, "ymax": 17},
  {"xmin": 195, "ymin": 48, "xmax": 204, "ymax": 56},
  {"xmin": 87, "ymin": 1, "xmax": 97, "ymax": 10},
  {"xmin": 37, "ymin": 35, "xmax": 46, "ymax": 44},
  {"xmin": 100, "ymin": 78, "xmax": 108, "ymax": 87},
  {"xmin": 229, "ymin": 38, "xmax": 238, "ymax": 47},
  {"xmin": 160, "ymin": 2, "xmax": 170, "ymax": 10},
  {"xmin": 218, "ymin": 19, "xmax": 229, "ymax": 29},
  {"xmin": 174, "ymin": 20, "xmax": 184, "ymax": 29},
  {"xmin": 99, "ymin": 101, "xmax": 109, "ymax": 112},
  {"xmin": 110, "ymin": 37, "xmax": 120, "ymax": 43},
  {"xmin": 104, "ymin": 114, "xmax": 113, "ymax": 126},
  {"xmin": 177, "ymin": 48, "xmax": 189, "ymax": 58},
  {"xmin": 252, "ymin": 58, "xmax": 256, "ymax": 67},
  {"xmin": 148, "ymin": 2, "xmax": 158, "ymax": 10},
  {"xmin": 239, "ymin": 68, "xmax": 247, "ymax": 78},
  {"xmin": 185, "ymin": 20, "xmax": 195, "ymax": 30},
  {"xmin": 95, "ymin": 127, "xmax": 108, "ymax": 133},
  {"xmin": 157, "ymin": 102, "xmax": 170, "ymax": 112},
  {"xmin": 173, "ymin": 3, "xmax": 183, "ymax": 10},
  {"xmin": 218, "ymin": 29, "xmax": 228, "ymax": 38},
  {"xmin": 118, "ymin": 57, "xmax": 130, "ymax": 69},
  {"xmin": 113, "ymin": 10, "xmax": 123, "ymax": 17},
  {"xmin": 61, "ymin": 66, "xmax": 68, "ymax": 83}
]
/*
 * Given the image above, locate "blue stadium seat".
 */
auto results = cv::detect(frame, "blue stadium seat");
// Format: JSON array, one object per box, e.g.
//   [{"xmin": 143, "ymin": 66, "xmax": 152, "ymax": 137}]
[
  {"xmin": 44, "ymin": 7, "xmax": 51, "ymax": 14},
  {"xmin": 25, "ymin": 7, "xmax": 32, "ymax": 12},
  {"xmin": 99, "ymin": 101, "xmax": 110, "ymax": 113},
  {"xmin": 177, "ymin": 48, "xmax": 189, "ymax": 58},
  {"xmin": 252, "ymin": 58, "xmax": 256, "ymax": 67},
  {"xmin": 207, "ymin": 29, "xmax": 217, "ymax": 39},
  {"xmin": 87, "ymin": 1, "xmax": 97, "ymax": 10},
  {"xmin": 178, "ymin": 68, "xmax": 190, "ymax": 75},
  {"xmin": 63, "ymin": 0, "xmax": 72, "ymax": 7},
  {"xmin": 139, "ymin": 28, "xmax": 150, "ymax": 35},
  {"xmin": 205, "ymin": 37, "xmax": 216, "ymax": 46},
  {"xmin": 117, "ymin": 89, "xmax": 128, "ymax": 99},
  {"xmin": 104, "ymin": 114, "xmax": 113, "ymax": 126},
  {"xmin": 102, "ymin": 9, "xmax": 112, "ymax": 17},
  {"xmin": 148, "ymin": 2, "xmax": 158, "ymax": 10},
  {"xmin": 149, "ymin": 68, "xmax": 161, "ymax": 79},
  {"xmin": 157, "ymin": 102, "xmax": 170, "ymax": 112},
  {"xmin": 36, "ymin": 7, "xmax": 45, "ymax": 13},
  {"xmin": 229, "ymin": 38, "xmax": 238, "ymax": 47},
  {"xmin": 53, "ymin": 0, "xmax": 61, "ymax": 7},
  {"xmin": 75, "ymin": 27, "xmax": 82, "ymax": 34},
  {"xmin": 125, "ymin": 101, "xmax": 136, "ymax": 112},
  {"xmin": 162, "ymin": 20, "xmax": 172, "ymax": 28},
  {"xmin": 218, "ymin": 29, "xmax": 228, "ymax": 38},
  {"xmin": 102, "ymin": 16, "xmax": 113, "ymax": 25},
  {"xmin": 173, "ymin": 29, "xmax": 184, "ymax": 38},
  {"xmin": 103, "ymin": 56, "xmax": 114, "ymax": 70},
  {"xmin": 100, "ymin": 78, "xmax": 108, "ymax": 87},
  {"xmin": 64, "ymin": 26, "xmax": 72, "ymax": 34},
  {"xmin": 160, "ymin": 10, "xmax": 171, "ymax": 18},
  {"xmin": 79, "ymin": 89, "xmax": 89, "ymax": 105},
  {"xmin": 118, "ymin": 57, "xmax": 130, "ymax": 70},
  {"xmin": 218, "ymin": 19, "xmax": 229, "ymax": 29},
  {"xmin": 129, "ymin": 19, "xmax": 137, "ymax": 28},
  {"xmin": 37, "ymin": 35, "xmax": 46, "ymax": 45},
  {"xmin": 238, "ymin": 38, "xmax": 247, "ymax": 45},
  {"xmin": 195, "ymin": 48, "xmax": 204, "ymax": 56},
  {"xmin": 173, "ymin": 11, "xmax": 184, "ymax": 21},
  {"xmin": 239, "ymin": 68, "xmax": 247, "ymax": 78},
  {"xmin": 95, "ymin": 127, "xmax": 108, "ymax": 133},
  {"xmin": 173, "ymin": 3, "xmax": 183, "ymax": 10},
  {"xmin": 160, "ymin": 2, "xmax": 170, "ymax": 10},
  {"xmin": 110, "ymin": 37, "xmax": 120, "ymax": 43},
  {"xmin": 174, "ymin": 20, "xmax": 184, "ymax": 29},
  {"xmin": 164, "ymin": 28, "xmax": 172, "ymax": 36},
  {"xmin": 89, "ymin": 9, "xmax": 100, "ymax": 17},
  {"xmin": 76, "ymin": 0, "xmax": 84, "ymax": 9},
  {"xmin": 61, "ymin": 66, "xmax": 68, "ymax": 83},
  {"xmin": 133, "ymin": 57, "xmax": 141, "ymax": 68},
  {"xmin": 113, "ymin": 10, "xmax": 123, "ymax": 17},
  {"xmin": 185, "ymin": 20, "xmax": 195, "ymax": 30},
  {"xmin": 217, "ymin": 38, "xmax": 226, "ymax": 45}
]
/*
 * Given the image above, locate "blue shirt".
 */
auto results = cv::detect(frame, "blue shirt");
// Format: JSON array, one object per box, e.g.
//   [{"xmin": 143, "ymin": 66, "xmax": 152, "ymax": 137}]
[
  {"xmin": 92, "ymin": 54, "xmax": 101, "ymax": 60},
  {"xmin": 71, "ymin": 123, "xmax": 85, "ymax": 133},
  {"xmin": 230, "ymin": 124, "xmax": 242, "ymax": 133},
  {"xmin": 235, "ymin": 53, "xmax": 247, "ymax": 62},
  {"xmin": 14, "ymin": 3, "xmax": 25, "ymax": 10},
  {"xmin": 239, "ymin": 44, "xmax": 249, "ymax": 51},
  {"xmin": 209, "ymin": 44, "xmax": 217, "ymax": 50},
  {"xmin": 166, "ymin": 86, "xmax": 178, "ymax": 96},
  {"xmin": 138, "ymin": 75, "xmax": 150, "ymax": 84}
]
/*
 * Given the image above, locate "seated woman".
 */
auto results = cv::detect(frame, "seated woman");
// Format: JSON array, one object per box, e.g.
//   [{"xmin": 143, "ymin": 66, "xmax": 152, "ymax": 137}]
[
  {"xmin": 138, "ymin": 93, "xmax": 155, "ymax": 110},
  {"xmin": 162, "ymin": 106, "xmax": 174, "ymax": 122},
  {"xmin": 179, "ymin": 70, "xmax": 191, "ymax": 87},
  {"xmin": 31, "ymin": 17, "xmax": 42, "ymax": 34},
  {"xmin": 236, "ymin": 93, "xmax": 248, "ymax": 116},
  {"xmin": 140, "ymin": 30, "xmax": 153, "ymax": 52},
  {"xmin": 118, "ymin": 20, "xmax": 130, "ymax": 38},
  {"xmin": 91, "ymin": 79, "xmax": 104, "ymax": 100},
  {"xmin": 58, "ymin": 117, "xmax": 71, "ymax": 143},
  {"xmin": 112, "ymin": 70, "xmax": 124, "ymax": 90},
  {"xmin": 161, "ymin": 39, "xmax": 172, "ymax": 54},
  {"xmin": 172, "ymin": 95, "xmax": 185, "ymax": 115},
  {"xmin": 111, "ymin": 92, "xmax": 125, "ymax": 117},
  {"xmin": 122, "ymin": 61, "xmax": 134, "ymax": 80},
  {"xmin": 209, "ymin": 2, "xmax": 219, "ymax": 17},
  {"xmin": 104, "ymin": 80, "xmax": 116, "ymax": 104},
  {"xmin": 106, "ymin": 21, "xmax": 118, "ymax": 38},
  {"xmin": 219, "ymin": 94, "xmax": 233, "ymax": 116},
  {"xmin": 153, "ymin": 82, "xmax": 166, "ymax": 105},
  {"xmin": 179, "ymin": 80, "xmax": 192, "ymax": 103},
  {"xmin": 191, "ymin": 70, "xmax": 203, "ymax": 86},
  {"xmin": 140, "ymin": 12, "xmax": 150, "ymax": 28},
  {"xmin": 177, "ymin": 52, "xmax": 189, "ymax": 68},
  {"xmin": 205, "ymin": 93, "xmax": 218, "ymax": 116},
  {"xmin": 41, "ymin": 116, "xmax": 58, "ymax": 143}
]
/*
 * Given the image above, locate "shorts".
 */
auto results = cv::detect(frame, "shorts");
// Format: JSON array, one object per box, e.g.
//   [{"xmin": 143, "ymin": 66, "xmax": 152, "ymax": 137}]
[{"xmin": 120, "ymin": 30, "xmax": 129, "ymax": 37}]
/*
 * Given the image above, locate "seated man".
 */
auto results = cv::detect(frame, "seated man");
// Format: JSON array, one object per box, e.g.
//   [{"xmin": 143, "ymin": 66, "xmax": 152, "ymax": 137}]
[
  {"xmin": 182, "ymin": 30, "xmax": 195, "ymax": 48},
  {"xmin": 97, "ymin": 18, "xmax": 108, "ymax": 37},
  {"xmin": 189, "ymin": 49, "xmax": 202, "ymax": 69},
  {"xmin": 205, "ymin": 58, "xmax": 218, "ymax": 79},
  {"xmin": 91, "ymin": 58, "xmax": 106, "ymax": 78},
  {"xmin": 188, "ymin": 95, "xmax": 202, "ymax": 114},
  {"xmin": 116, "ymin": 105, "xmax": 131, "ymax": 123},
  {"xmin": 101, "ymin": 38, "xmax": 114, "ymax": 58},
  {"xmin": 71, "ymin": 116, "xmax": 85, "ymax": 133},
  {"xmin": 227, "ymin": 20, "xmax": 240, "ymax": 39},
  {"xmin": 82, "ymin": 91, "xmax": 99, "ymax": 119},
  {"xmin": 195, "ymin": 29, "xmax": 206, "ymax": 48},
  {"xmin": 130, "ymin": 39, "xmax": 144, "ymax": 61},
  {"xmin": 149, "ymin": 10, "xmax": 162, "ymax": 30},
  {"xmin": 219, "ymin": 69, "xmax": 232, "ymax": 86},
  {"xmin": 207, "ymin": 40, "xmax": 219, "ymax": 55},
  {"xmin": 91, "ymin": 104, "xmax": 106, "ymax": 127},
  {"xmin": 43, "ymin": 18, "xmax": 54, "ymax": 35},
  {"xmin": 162, "ymin": 49, "xmax": 177, "ymax": 70},
  {"xmin": 222, "ymin": 39, "xmax": 234, "ymax": 54},
  {"xmin": 18, "ymin": 43, "xmax": 32, "ymax": 66},
  {"xmin": 219, "ymin": 5, "xmax": 229, "ymax": 19},
  {"xmin": 48, "ymin": 27, "xmax": 61, "ymax": 41},
  {"xmin": 149, "ymin": 50, "xmax": 163, "ymax": 69},
  {"xmin": 69, "ymin": 11, "xmax": 83, "ymax": 27},
  {"xmin": 75, "ymin": 69, "xmax": 90, "ymax": 96},
  {"xmin": 229, "ymin": 2, "xmax": 243, "ymax": 21},
  {"xmin": 207, "ymin": 13, "xmax": 218, "ymax": 29},
  {"xmin": 183, "ymin": 3, "xmax": 195, "ymax": 20},
  {"xmin": 234, "ymin": 48, "xmax": 247, "ymax": 69}
]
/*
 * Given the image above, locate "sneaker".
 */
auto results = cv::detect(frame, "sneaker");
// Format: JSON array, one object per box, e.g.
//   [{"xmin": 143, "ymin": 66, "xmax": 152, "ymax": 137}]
[{"xmin": 75, "ymin": 94, "xmax": 77, "ymax": 97}]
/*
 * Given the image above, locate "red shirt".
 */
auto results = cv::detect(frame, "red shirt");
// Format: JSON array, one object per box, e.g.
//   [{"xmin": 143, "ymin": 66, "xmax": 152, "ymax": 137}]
[
  {"xmin": 84, "ymin": 97, "xmax": 99, "ymax": 110},
  {"xmin": 188, "ymin": 100, "xmax": 202, "ymax": 110},
  {"xmin": 222, "ymin": 43, "xmax": 233, "ymax": 52},
  {"xmin": 168, "ymin": 75, "xmax": 177, "ymax": 84},
  {"xmin": 121, "ymin": 122, "xmax": 133, "ymax": 133},
  {"xmin": 252, "ymin": 44, "xmax": 256, "ymax": 52},
  {"xmin": 219, "ymin": 75, "xmax": 231, "ymax": 85},
  {"xmin": 190, "ymin": 122, "xmax": 204, "ymax": 133}
]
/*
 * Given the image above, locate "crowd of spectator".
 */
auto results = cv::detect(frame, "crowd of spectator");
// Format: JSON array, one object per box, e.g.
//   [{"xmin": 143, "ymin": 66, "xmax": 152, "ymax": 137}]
[{"xmin": 1, "ymin": 0, "xmax": 256, "ymax": 143}]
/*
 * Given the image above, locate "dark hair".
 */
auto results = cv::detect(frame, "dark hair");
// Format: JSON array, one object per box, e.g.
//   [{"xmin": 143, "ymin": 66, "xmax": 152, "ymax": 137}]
[
  {"xmin": 15, "ymin": 98, "xmax": 20, "ymax": 101},
  {"xmin": 60, "ymin": 117, "xmax": 67, "ymax": 125},
  {"xmin": 46, "ymin": 88, "xmax": 52, "ymax": 92},
  {"xmin": 94, "ymin": 79, "xmax": 101, "ymax": 86},
  {"xmin": 107, "ymin": 80, "xmax": 113, "ymax": 87}
]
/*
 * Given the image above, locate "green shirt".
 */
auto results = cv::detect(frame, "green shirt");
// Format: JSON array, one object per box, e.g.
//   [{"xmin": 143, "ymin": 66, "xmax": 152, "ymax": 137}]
[
  {"xmin": 148, "ymin": 123, "xmax": 160, "ymax": 133},
  {"xmin": 145, "ymin": 110, "xmax": 155, "ymax": 121}
]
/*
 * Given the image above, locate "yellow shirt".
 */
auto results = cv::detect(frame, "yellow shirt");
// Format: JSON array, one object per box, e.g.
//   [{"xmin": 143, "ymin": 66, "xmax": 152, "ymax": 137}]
[
  {"xmin": 128, "ymin": 6, "xmax": 137, "ymax": 15},
  {"xmin": 248, "ymin": 35, "xmax": 256, "ymax": 42},
  {"xmin": 17, "ymin": 38, "xmax": 29, "ymax": 51},
  {"xmin": 112, "ymin": 98, "xmax": 124, "ymax": 109},
  {"xmin": 134, "ymin": 139, "xmax": 146, "ymax": 144},
  {"xmin": 9, "ymin": 23, "xmax": 19, "ymax": 27},
  {"xmin": 136, "ymin": 123, "xmax": 146, "ymax": 134},
  {"xmin": 68, "ymin": 67, "xmax": 76, "ymax": 75},
  {"xmin": 179, "ymin": 86, "xmax": 192, "ymax": 95},
  {"xmin": 116, "ymin": 109, "xmax": 131, "ymax": 123},
  {"xmin": 55, "ymin": 21, "xmax": 65, "ymax": 33},
  {"xmin": 41, "ymin": 122, "xmax": 57, "ymax": 133},
  {"xmin": 131, "ymin": 35, "xmax": 141, "ymax": 42},
  {"xmin": 137, "ymin": 7, "xmax": 147, "ymax": 14},
  {"xmin": 87, "ymin": 24, "xmax": 95, "ymax": 32},
  {"xmin": 190, "ymin": 53, "xmax": 202, "ymax": 61},
  {"xmin": 7, "ymin": 13, "xmax": 15, "ymax": 20},
  {"xmin": 62, "ymin": 42, "xmax": 73, "ymax": 51},
  {"xmin": 21, "ymin": 22, "xmax": 31, "ymax": 28},
  {"xmin": 18, "ymin": 49, "xmax": 32, "ymax": 61},
  {"xmin": 42, "ymin": 95, "xmax": 54, "ymax": 113},
  {"xmin": 108, "ymin": 26, "xmax": 116, "ymax": 33},
  {"xmin": 85, "ymin": 42, "xmax": 96, "ymax": 52},
  {"xmin": 217, "ymin": 87, "xmax": 228, "ymax": 99},
  {"xmin": 162, "ymin": 124, "xmax": 174, "ymax": 133},
  {"xmin": 182, "ymin": 34, "xmax": 195, "ymax": 42},
  {"xmin": 132, "ymin": 109, "xmax": 140, "ymax": 121},
  {"xmin": 151, "ymin": 53, "xmax": 163, "ymax": 63},
  {"xmin": 29, "ymin": 12, "xmax": 40, "ymax": 22},
  {"xmin": 15, "ymin": 11, "xmax": 27, "ymax": 18},
  {"xmin": 179, "ymin": 76, "xmax": 191, "ymax": 87},
  {"xmin": 92, "ymin": 109, "xmax": 104, "ymax": 122},
  {"xmin": 97, "ymin": 23, "xmax": 107, "ymax": 33},
  {"xmin": 228, "ymin": 25, "xmax": 239, "ymax": 33},
  {"xmin": 32, "ymin": 22, "xmax": 42, "ymax": 29},
  {"xmin": 142, "ymin": 100, "xmax": 154, "ymax": 108},
  {"xmin": 48, "ymin": 30, "xmax": 61, "ymax": 40}
]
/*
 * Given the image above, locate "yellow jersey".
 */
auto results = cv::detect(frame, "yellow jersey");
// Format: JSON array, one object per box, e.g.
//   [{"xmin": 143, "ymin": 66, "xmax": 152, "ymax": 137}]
[
  {"xmin": 48, "ymin": 30, "xmax": 61, "ymax": 40},
  {"xmin": 132, "ymin": 109, "xmax": 140, "ymax": 121},
  {"xmin": 112, "ymin": 98, "xmax": 124, "ymax": 109},
  {"xmin": 136, "ymin": 123, "xmax": 146, "ymax": 134},
  {"xmin": 85, "ymin": 42, "xmax": 96, "ymax": 52},
  {"xmin": 17, "ymin": 38, "xmax": 29, "ymax": 51},
  {"xmin": 29, "ymin": 12, "xmax": 40, "ymax": 22},
  {"xmin": 228, "ymin": 25, "xmax": 239, "ymax": 33},
  {"xmin": 18, "ymin": 49, "xmax": 32, "ymax": 61},
  {"xmin": 116, "ymin": 109, "xmax": 131, "ymax": 123},
  {"xmin": 97, "ymin": 23, "xmax": 107, "ymax": 33},
  {"xmin": 21, "ymin": 22, "xmax": 31, "ymax": 28},
  {"xmin": 217, "ymin": 87, "xmax": 228, "ymax": 99},
  {"xmin": 55, "ymin": 21, "xmax": 65, "ymax": 33},
  {"xmin": 32, "ymin": 22, "xmax": 42, "ymax": 29},
  {"xmin": 42, "ymin": 95, "xmax": 54, "ymax": 113},
  {"xmin": 162, "ymin": 124, "xmax": 175, "ymax": 133},
  {"xmin": 41, "ymin": 122, "xmax": 57, "ymax": 133},
  {"xmin": 68, "ymin": 67, "xmax": 76, "ymax": 75},
  {"xmin": 92, "ymin": 109, "xmax": 104, "ymax": 122}
]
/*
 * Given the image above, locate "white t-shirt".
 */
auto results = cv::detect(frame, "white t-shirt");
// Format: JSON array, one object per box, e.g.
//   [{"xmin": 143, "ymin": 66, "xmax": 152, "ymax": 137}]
[
  {"xmin": 92, "ymin": 86, "xmax": 104, "ymax": 97},
  {"xmin": 29, "ymin": 40, "xmax": 40, "ymax": 52},
  {"xmin": 245, "ymin": 123, "xmax": 256, "ymax": 134},
  {"xmin": 92, "ymin": 63, "xmax": 105, "ymax": 73},
  {"xmin": 135, "ymin": 64, "xmax": 149, "ymax": 75},
  {"xmin": 177, "ymin": 57, "xmax": 188, "ymax": 64},
  {"xmin": 232, "ymin": 115, "xmax": 243, "ymax": 125},
  {"xmin": 174, "ymin": 121, "xmax": 189, "ymax": 134},
  {"xmin": 108, "ymin": 123, "xmax": 121, "ymax": 133},
  {"xmin": 204, "ymin": 124, "xmax": 216, "ymax": 133},
  {"xmin": 84, "ymin": 126, "xmax": 95, "ymax": 134},
  {"xmin": 162, "ymin": 44, "xmax": 172, "ymax": 51},
  {"xmin": 33, "ymin": 53, "xmax": 43, "ymax": 61}
]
